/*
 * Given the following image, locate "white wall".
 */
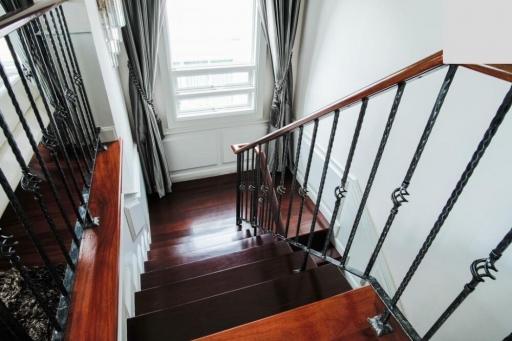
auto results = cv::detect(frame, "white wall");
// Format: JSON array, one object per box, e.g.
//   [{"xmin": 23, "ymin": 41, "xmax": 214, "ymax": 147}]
[
  {"xmin": 69, "ymin": 2, "xmax": 152, "ymax": 341},
  {"xmin": 294, "ymin": 1, "xmax": 512, "ymax": 340}
]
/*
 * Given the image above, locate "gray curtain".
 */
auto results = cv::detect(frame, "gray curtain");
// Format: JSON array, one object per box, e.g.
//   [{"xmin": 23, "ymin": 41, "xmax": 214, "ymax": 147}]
[
  {"xmin": 258, "ymin": 0, "xmax": 301, "ymax": 169},
  {"xmin": 122, "ymin": 0, "xmax": 172, "ymax": 197}
]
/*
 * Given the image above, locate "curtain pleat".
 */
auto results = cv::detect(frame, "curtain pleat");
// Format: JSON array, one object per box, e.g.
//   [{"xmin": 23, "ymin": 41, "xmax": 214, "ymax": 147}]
[
  {"xmin": 122, "ymin": 0, "xmax": 172, "ymax": 197},
  {"xmin": 258, "ymin": 0, "xmax": 301, "ymax": 170}
]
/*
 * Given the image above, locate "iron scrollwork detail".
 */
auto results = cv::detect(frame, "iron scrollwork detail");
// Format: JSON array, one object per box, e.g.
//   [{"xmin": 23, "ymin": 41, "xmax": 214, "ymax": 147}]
[
  {"xmin": 276, "ymin": 185, "xmax": 286, "ymax": 196},
  {"xmin": 21, "ymin": 172, "xmax": 42, "ymax": 193},
  {"xmin": 391, "ymin": 185, "xmax": 409, "ymax": 209},
  {"xmin": 334, "ymin": 185, "xmax": 347, "ymax": 200},
  {"xmin": 298, "ymin": 186, "xmax": 308, "ymax": 199}
]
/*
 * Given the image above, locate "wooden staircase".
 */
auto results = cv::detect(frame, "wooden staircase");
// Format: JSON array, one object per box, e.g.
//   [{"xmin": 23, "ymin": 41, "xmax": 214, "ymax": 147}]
[{"xmin": 126, "ymin": 175, "xmax": 409, "ymax": 341}]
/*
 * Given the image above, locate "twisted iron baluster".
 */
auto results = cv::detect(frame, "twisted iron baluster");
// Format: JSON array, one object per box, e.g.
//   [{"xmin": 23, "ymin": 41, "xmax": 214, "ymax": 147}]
[
  {"xmin": 340, "ymin": 83, "xmax": 406, "ymax": 266},
  {"xmin": 29, "ymin": 19, "xmax": 90, "ymax": 187},
  {"xmin": 253, "ymin": 145, "xmax": 263, "ymax": 234},
  {"xmin": 244, "ymin": 150, "xmax": 249, "ymax": 221},
  {"xmin": 250, "ymin": 148, "xmax": 256, "ymax": 230},
  {"xmin": 300, "ymin": 110, "xmax": 340, "ymax": 270},
  {"xmin": 0, "ymin": 64, "xmax": 76, "ymax": 271},
  {"xmin": 268, "ymin": 138, "xmax": 280, "ymax": 231},
  {"xmin": 322, "ymin": 98, "xmax": 368, "ymax": 256},
  {"xmin": 48, "ymin": 12, "xmax": 95, "ymax": 158},
  {"xmin": 276, "ymin": 133, "xmax": 290, "ymax": 234},
  {"xmin": 6, "ymin": 34, "xmax": 82, "ymax": 245},
  {"xmin": 236, "ymin": 152, "xmax": 242, "ymax": 228},
  {"xmin": 0, "ymin": 167, "xmax": 69, "ymax": 299},
  {"xmin": 364, "ymin": 66, "xmax": 458, "ymax": 277},
  {"xmin": 423, "ymin": 227, "xmax": 512, "ymax": 340},
  {"xmin": 0, "ymin": 228, "xmax": 62, "ymax": 332},
  {"xmin": 21, "ymin": 22, "xmax": 89, "ymax": 220},
  {"xmin": 294, "ymin": 119, "xmax": 319, "ymax": 241},
  {"xmin": 55, "ymin": 7, "xmax": 97, "ymax": 145},
  {"xmin": 374, "ymin": 84, "xmax": 512, "ymax": 331},
  {"xmin": 41, "ymin": 14, "xmax": 93, "ymax": 169},
  {"xmin": 285, "ymin": 126, "xmax": 303, "ymax": 237},
  {"xmin": 57, "ymin": 6, "xmax": 98, "ymax": 133},
  {"xmin": 259, "ymin": 142, "xmax": 270, "ymax": 230}
]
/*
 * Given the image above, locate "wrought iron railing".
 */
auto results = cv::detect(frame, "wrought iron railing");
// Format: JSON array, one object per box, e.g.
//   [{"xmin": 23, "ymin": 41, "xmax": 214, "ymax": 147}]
[
  {"xmin": 232, "ymin": 52, "xmax": 512, "ymax": 340},
  {"xmin": 0, "ymin": 0, "xmax": 101, "ymax": 339}
]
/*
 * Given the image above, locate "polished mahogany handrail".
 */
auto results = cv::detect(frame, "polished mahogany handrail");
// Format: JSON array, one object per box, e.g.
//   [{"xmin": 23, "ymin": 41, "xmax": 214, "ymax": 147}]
[
  {"xmin": 232, "ymin": 50, "xmax": 512, "ymax": 154},
  {"xmin": 0, "ymin": 0, "xmax": 64, "ymax": 37}
]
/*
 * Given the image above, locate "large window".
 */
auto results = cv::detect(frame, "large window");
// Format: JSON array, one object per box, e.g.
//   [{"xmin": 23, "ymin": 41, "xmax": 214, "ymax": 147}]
[{"xmin": 165, "ymin": 0, "xmax": 263, "ymax": 120}]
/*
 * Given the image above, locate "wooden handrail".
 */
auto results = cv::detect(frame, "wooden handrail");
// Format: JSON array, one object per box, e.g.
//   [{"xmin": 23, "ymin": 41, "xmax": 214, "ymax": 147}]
[
  {"xmin": 66, "ymin": 140, "xmax": 122, "ymax": 341},
  {"xmin": 0, "ymin": 0, "xmax": 64, "ymax": 37},
  {"xmin": 232, "ymin": 50, "xmax": 512, "ymax": 154}
]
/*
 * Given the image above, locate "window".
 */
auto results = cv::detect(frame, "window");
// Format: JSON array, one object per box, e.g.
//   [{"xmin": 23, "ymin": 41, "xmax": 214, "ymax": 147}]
[{"xmin": 164, "ymin": 0, "xmax": 263, "ymax": 120}]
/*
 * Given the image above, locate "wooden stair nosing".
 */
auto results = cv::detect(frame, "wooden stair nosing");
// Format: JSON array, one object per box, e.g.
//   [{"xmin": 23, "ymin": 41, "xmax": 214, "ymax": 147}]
[
  {"xmin": 140, "ymin": 241, "xmax": 292, "ymax": 290},
  {"xmin": 143, "ymin": 234, "xmax": 274, "ymax": 271},
  {"xmin": 149, "ymin": 228, "xmax": 251, "ymax": 249},
  {"xmin": 198, "ymin": 286, "xmax": 409, "ymax": 341},
  {"xmin": 148, "ymin": 230, "xmax": 249, "ymax": 256},
  {"xmin": 127, "ymin": 265, "xmax": 351, "ymax": 341},
  {"xmin": 135, "ymin": 250, "xmax": 316, "ymax": 315}
]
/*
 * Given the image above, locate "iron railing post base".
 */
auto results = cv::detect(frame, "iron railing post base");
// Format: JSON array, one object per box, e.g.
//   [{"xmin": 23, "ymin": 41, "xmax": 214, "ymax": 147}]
[{"xmin": 368, "ymin": 314, "xmax": 393, "ymax": 336}]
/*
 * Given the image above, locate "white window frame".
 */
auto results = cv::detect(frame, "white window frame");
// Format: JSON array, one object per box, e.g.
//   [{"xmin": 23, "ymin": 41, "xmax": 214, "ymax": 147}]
[{"xmin": 159, "ymin": 0, "xmax": 267, "ymax": 133}]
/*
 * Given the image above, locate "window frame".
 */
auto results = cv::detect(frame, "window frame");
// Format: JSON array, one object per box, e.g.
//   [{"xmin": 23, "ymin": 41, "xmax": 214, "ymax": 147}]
[{"xmin": 159, "ymin": 0, "xmax": 267, "ymax": 132}]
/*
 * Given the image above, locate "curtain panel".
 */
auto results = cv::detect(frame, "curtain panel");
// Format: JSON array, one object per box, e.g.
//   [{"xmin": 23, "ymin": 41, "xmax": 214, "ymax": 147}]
[
  {"xmin": 122, "ymin": 0, "xmax": 172, "ymax": 197},
  {"xmin": 258, "ymin": 0, "xmax": 301, "ymax": 169}
]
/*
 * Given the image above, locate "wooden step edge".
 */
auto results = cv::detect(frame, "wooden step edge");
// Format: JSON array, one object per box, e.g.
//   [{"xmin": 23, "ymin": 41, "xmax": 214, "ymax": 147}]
[
  {"xmin": 134, "ymin": 251, "xmax": 317, "ymax": 315},
  {"xmin": 148, "ymin": 229, "xmax": 249, "ymax": 254},
  {"xmin": 197, "ymin": 286, "xmax": 409, "ymax": 341},
  {"xmin": 140, "ymin": 241, "xmax": 293, "ymax": 290},
  {"xmin": 143, "ymin": 234, "xmax": 275, "ymax": 271}
]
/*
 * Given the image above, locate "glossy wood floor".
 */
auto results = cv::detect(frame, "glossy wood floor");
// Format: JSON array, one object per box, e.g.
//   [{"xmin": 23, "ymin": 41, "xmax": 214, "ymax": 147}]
[{"xmin": 148, "ymin": 172, "xmax": 328, "ymax": 242}]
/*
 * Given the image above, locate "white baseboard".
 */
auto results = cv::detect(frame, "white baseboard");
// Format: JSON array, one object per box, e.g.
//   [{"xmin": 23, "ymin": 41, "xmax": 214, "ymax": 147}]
[{"xmin": 170, "ymin": 163, "xmax": 236, "ymax": 183}]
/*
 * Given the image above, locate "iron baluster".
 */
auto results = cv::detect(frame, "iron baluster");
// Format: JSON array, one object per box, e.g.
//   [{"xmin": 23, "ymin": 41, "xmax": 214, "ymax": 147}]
[
  {"xmin": 276, "ymin": 133, "xmax": 290, "ymax": 234},
  {"xmin": 268, "ymin": 139, "xmax": 280, "ymax": 231},
  {"xmin": 294, "ymin": 119, "xmax": 319, "ymax": 241},
  {"xmin": 300, "ymin": 110, "xmax": 340, "ymax": 270},
  {"xmin": 374, "ymin": 84, "xmax": 512, "ymax": 332},
  {"xmin": 236, "ymin": 152, "xmax": 242, "ymax": 228},
  {"xmin": 250, "ymin": 148, "xmax": 256, "ymax": 229},
  {"xmin": 285, "ymin": 126, "xmax": 303, "ymax": 238},
  {"xmin": 47, "ymin": 12, "xmax": 95, "ymax": 160},
  {"xmin": 52, "ymin": 9, "xmax": 96, "ymax": 149},
  {"xmin": 423, "ymin": 227, "xmax": 512, "ymax": 340},
  {"xmin": 6, "ymin": 34, "xmax": 82, "ymax": 244},
  {"xmin": 22, "ymin": 22, "xmax": 89, "ymax": 213},
  {"xmin": 57, "ymin": 5, "xmax": 98, "ymax": 136},
  {"xmin": 340, "ymin": 83, "xmax": 406, "ymax": 266},
  {"xmin": 0, "ymin": 228, "xmax": 63, "ymax": 332},
  {"xmin": 244, "ymin": 150, "xmax": 249, "ymax": 221},
  {"xmin": 29, "ymin": 19, "xmax": 90, "ymax": 188},
  {"xmin": 0, "ymin": 167, "xmax": 69, "ymax": 299},
  {"xmin": 364, "ymin": 66, "xmax": 458, "ymax": 277},
  {"xmin": 322, "ymin": 99, "xmax": 368, "ymax": 256},
  {"xmin": 239, "ymin": 151, "xmax": 246, "ymax": 222},
  {"xmin": 41, "ymin": 15, "xmax": 94, "ymax": 170},
  {"xmin": 0, "ymin": 64, "xmax": 77, "ymax": 271}
]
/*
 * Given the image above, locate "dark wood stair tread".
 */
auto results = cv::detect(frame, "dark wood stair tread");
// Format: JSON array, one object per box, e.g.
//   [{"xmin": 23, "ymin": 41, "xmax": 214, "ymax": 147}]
[
  {"xmin": 148, "ymin": 230, "xmax": 249, "ymax": 255},
  {"xmin": 149, "ymin": 228, "xmax": 251, "ymax": 250},
  {"xmin": 127, "ymin": 264, "xmax": 352, "ymax": 341},
  {"xmin": 149, "ymin": 218, "xmax": 240, "ymax": 245},
  {"xmin": 141, "ymin": 241, "xmax": 292, "ymax": 289},
  {"xmin": 135, "ymin": 251, "xmax": 316, "ymax": 315},
  {"xmin": 199, "ymin": 286, "xmax": 409, "ymax": 341},
  {"xmin": 144, "ymin": 234, "xmax": 274, "ymax": 271}
]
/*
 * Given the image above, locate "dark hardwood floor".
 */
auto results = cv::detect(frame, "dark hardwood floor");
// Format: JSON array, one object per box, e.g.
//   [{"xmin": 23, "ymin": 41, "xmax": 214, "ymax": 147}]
[{"xmin": 148, "ymin": 172, "xmax": 328, "ymax": 242}]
